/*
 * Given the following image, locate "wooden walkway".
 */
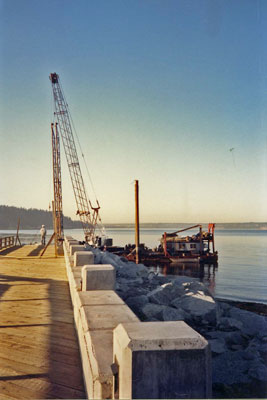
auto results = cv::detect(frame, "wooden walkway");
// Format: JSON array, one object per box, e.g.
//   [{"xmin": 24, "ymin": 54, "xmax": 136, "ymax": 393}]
[{"xmin": 0, "ymin": 245, "xmax": 86, "ymax": 399}]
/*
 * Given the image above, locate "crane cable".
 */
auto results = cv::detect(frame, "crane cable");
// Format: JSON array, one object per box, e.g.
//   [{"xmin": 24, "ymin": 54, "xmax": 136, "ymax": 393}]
[
  {"xmin": 58, "ymin": 78, "xmax": 106, "ymax": 236},
  {"xmin": 59, "ymin": 80, "xmax": 99, "ymax": 204}
]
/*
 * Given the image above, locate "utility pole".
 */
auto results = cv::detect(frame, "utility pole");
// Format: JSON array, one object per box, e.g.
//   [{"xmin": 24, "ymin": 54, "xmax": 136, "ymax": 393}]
[{"xmin": 135, "ymin": 180, "xmax": 140, "ymax": 264}]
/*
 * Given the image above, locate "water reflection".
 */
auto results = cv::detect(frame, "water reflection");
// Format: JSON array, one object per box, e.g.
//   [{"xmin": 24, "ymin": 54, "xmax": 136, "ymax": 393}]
[{"xmin": 146, "ymin": 262, "xmax": 218, "ymax": 297}]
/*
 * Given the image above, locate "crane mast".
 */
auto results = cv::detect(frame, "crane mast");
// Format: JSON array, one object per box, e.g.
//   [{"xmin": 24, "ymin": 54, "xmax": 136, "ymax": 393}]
[
  {"xmin": 49, "ymin": 72, "xmax": 100, "ymax": 243},
  {"xmin": 51, "ymin": 122, "xmax": 64, "ymax": 247}
]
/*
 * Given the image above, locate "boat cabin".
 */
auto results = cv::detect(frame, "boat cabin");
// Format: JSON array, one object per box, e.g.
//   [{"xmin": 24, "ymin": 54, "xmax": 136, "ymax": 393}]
[{"xmin": 161, "ymin": 224, "xmax": 216, "ymax": 258}]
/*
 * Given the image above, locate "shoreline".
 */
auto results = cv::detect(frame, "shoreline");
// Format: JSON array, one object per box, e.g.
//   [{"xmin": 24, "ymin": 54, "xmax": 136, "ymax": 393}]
[{"xmin": 217, "ymin": 298, "xmax": 267, "ymax": 316}]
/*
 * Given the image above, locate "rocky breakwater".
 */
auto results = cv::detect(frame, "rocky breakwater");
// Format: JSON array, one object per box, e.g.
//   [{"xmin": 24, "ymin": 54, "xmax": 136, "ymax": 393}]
[{"xmin": 87, "ymin": 246, "xmax": 267, "ymax": 398}]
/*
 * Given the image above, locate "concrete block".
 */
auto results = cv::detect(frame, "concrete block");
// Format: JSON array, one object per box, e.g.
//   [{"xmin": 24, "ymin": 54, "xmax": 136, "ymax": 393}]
[
  {"xmin": 65, "ymin": 235, "xmax": 73, "ymax": 240},
  {"xmin": 74, "ymin": 251, "xmax": 94, "ymax": 267},
  {"xmin": 113, "ymin": 321, "xmax": 212, "ymax": 399},
  {"xmin": 80, "ymin": 304, "xmax": 139, "ymax": 332},
  {"xmin": 70, "ymin": 244, "xmax": 86, "ymax": 256},
  {"xmin": 67, "ymin": 240, "xmax": 79, "ymax": 250},
  {"xmin": 67, "ymin": 239, "xmax": 78, "ymax": 245},
  {"xmin": 78, "ymin": 290, "xmax": 124, "ymax": 309},
  {"xmin": 82, "ymin": 264, "xmax": 116, "ymax": 291}
]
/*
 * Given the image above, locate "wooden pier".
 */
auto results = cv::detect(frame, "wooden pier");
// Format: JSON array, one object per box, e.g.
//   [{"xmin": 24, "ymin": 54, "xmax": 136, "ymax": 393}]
[{"xmin": 0, "ymin": 245, "xmax": 86, "ymax": 399}]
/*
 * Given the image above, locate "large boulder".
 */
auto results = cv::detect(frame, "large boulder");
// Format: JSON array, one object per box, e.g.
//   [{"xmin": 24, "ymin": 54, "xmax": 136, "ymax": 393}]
[
  {"xmin": 209, "ymin": 338, "xmax": 227, "ymax": 354},
  {"xmin": 159, "ymin": 306, "xmax": 187, "ymax": 322},
  {"xmin": 141, "ymin": 303, "xmax": 165, "ymax": 320},
  {"xmin": 121, "ymin": 286, "xmax": 149, "ymax": 299},
  {"xmin": 150, "ymin": 275, "xmax": 172, "ymax": 286},
  {"xmin": 212, "ymin": 351, "xmax": 251, "ymax": 385},
  {"xmin": 180, "ymin": 291, "xmax": 218, "ymax": 325},
  {"xmin": 162, "ymin": 282, "xmax": 186, "ymax": 299},
  {"xmin": 218, "ymin": 317, "xmax": 243, "ymax": 331},
  {"xmin": 117, "ymin": 264, "xmax": 139, "ymax": 279},
  {"xmin": 147, "ymin": 282, "xmax": 186, "ymax": 306},
  {"xmin": 126, "ymin": 295, "xmax": 149, "ymax": 314},
  {"xmin": 183, "ymin": 280, "xmax": 212, "ymax": 296},
  {"xmin": 205, "ymin": 330, "xmax": 247, "ymax": 349},
  {"xmin": 229, "ymin": 307, "xmax": 267, "ymax": 338},
  {"xmin": 100, "ymin": 251, "xmax": 121, "ymax": 269},
  {"xmin": 170, "ymin": 297, "xmax": 182, "ymax": 309},
  {"xmin": 147, "ymin": 287, "xmax": 171, "ymax": 306},
  {"xmin": 135, "ymin": 263, "xmax": 149, "ymax": 278},
  {"xmin": 248, "ymin": 361, "xmax": 267, "ymax": 382},
  {"xmin": 116, "ymin": 262, "xmax": 148, "ymax": 280}
]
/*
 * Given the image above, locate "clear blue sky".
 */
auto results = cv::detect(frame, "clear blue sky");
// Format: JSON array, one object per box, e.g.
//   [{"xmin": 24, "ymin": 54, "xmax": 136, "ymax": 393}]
[{"xmin": 0, "ymin": 0, "xmax": 266, "ymax": 223}]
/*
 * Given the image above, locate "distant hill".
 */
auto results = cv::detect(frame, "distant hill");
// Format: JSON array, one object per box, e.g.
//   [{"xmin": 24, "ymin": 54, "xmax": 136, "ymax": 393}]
[
  {"xmin": 1, "ymin": 205, "xmax": 266, "ymax": 230},
  {"xmin": 0, "ymin": 205, "xmax": 81, "ymax": 229},
  {"xmin": 105, "ymin": 222, "xmax": 267, "ymax": 230}
]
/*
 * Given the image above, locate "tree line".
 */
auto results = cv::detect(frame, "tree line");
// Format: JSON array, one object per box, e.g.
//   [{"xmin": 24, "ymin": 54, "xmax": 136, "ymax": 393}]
[{"xmin": 0, "ymin": 205, "xmax": 81, "ymax": 229}]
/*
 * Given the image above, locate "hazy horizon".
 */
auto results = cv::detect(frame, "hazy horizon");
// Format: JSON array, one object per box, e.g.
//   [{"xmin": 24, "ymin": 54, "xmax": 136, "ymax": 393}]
[{"xmin": 1, "ymin": 204, "xmax": 266, "ymax": 226}]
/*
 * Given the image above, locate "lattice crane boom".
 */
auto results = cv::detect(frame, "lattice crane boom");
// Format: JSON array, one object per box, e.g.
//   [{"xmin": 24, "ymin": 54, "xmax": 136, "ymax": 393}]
[
  {"xmin": 49, "ymin": 72, "xmax": 100, "ymax": 243},
  {"xmin": 51, "ymin": 122, "xmax": 64, "ymax": 244}
]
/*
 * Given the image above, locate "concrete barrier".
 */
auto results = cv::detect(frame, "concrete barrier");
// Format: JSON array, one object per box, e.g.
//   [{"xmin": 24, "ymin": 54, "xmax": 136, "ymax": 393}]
[
  {"xmin": 70, "ymin": 244, "xmax": 86, "ymax": 256},
  {"xmin": 74, "ymin": 251, "xmax": 94, "ymax": 267},
  {"xmin": 81, "ymin": 264, "xmax": 115, "ymax": 291},
  {"xmin": 63, "ymin": 242, "xmax": 139, "ymax": 398},
  {"xmin": 113, "ymin": 321, "xmax": 212, "ymax": 399},
  {"xmin": 63, "ymin": 241, "xmax": 212, "ymax": 400},
  {"xmin": 66, "ymin": 240, "xmax": 79, "ymax": 252}
]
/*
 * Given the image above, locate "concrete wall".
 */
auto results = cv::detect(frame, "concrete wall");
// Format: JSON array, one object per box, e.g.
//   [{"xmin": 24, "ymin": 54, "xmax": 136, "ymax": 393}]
[
  {"xmin": 63, "ymin": 238, "xmax": 139, "ymax": 399},
  {"xmin": 63, "ymin": 237, "xmax": 212, "ymax": 400}
]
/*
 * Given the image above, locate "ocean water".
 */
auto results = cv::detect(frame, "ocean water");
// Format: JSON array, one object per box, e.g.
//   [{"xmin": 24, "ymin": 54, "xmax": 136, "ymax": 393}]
[{"xmin": 1, "ymin": 227, "xmax": 266, "ymax": 304}]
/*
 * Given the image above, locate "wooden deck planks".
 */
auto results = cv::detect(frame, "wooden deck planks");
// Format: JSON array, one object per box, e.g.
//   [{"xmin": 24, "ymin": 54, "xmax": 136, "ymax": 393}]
[{"xmin": 0, "ymin": 245, "xmax": 86, "ymax": 399}]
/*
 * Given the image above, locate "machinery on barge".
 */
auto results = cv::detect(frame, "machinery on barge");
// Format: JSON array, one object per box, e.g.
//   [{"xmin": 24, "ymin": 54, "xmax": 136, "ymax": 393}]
[
  {"xmin": 124, "ymin": 224, "xmax": 218, "ymax": 266},
  {"xmin": 161, "ymin": 223, "xmax": 218, "ymax": 264}
]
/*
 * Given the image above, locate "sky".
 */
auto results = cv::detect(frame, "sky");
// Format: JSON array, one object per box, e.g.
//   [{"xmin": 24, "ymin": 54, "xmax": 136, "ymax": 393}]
[{"xmin": 0, "ymin": 0, "xmax": 267, "ymax": 224}]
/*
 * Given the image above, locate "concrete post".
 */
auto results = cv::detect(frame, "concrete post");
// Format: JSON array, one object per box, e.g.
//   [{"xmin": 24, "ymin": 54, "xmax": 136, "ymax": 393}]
[
  {"xmin": 70, "ymin": 244, "xmax": 86, "ymax": 256},
  {"xmin": 74, "ymin": 251, "xmax": 94, "ymax": 267},
  {"xmin": 113, "ymin": 321, "xmax": 212, "ymax": 399},
  {"xmin": 82, "ymin": 264, "xmax": 116, "ymax": 291}
]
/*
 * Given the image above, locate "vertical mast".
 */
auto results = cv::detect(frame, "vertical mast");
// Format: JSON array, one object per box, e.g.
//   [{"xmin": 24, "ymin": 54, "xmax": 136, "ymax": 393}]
[
  {"xmin": 51, "ymin": 123, "xmax": 64, "ymax": 246},
  {"xmin": 135, "ymin": 180, "xmax": 140, "ymax": 264}
]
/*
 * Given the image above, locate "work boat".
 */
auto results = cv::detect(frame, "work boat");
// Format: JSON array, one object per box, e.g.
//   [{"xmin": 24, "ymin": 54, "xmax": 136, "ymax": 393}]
[{"xmin": 161, "ymin": 223, "xmax": 218, "ymax": 264}]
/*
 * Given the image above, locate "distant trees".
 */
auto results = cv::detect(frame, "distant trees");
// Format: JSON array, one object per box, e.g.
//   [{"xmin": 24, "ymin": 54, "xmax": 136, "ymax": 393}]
[{"xmin": 0, "ymin": 205, "xmax": 81, "ymax": 229}]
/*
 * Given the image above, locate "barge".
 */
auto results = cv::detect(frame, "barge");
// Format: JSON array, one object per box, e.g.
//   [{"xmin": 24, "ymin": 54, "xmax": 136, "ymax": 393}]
[{"xmin": 161, "ymin": 223, "xmax": 218, "ymax": 264}]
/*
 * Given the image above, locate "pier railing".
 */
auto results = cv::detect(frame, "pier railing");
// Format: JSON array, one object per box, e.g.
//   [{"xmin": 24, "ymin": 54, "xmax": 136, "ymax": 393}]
[{"xmin": 0, "ymin": 236, "xmax": 15, "ymax": 250}]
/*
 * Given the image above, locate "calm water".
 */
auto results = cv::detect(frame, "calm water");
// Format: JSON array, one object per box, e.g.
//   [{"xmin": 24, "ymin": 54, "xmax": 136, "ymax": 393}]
[{"xmin": 1, "ymin": 227, "xmax": 266, "ymax": 304}]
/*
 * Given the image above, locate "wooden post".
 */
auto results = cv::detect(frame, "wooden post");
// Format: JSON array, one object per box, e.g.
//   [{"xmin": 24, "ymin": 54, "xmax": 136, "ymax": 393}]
[
  {"xmin": 40, "ymin": 232, "xmax": 55, "ymax": 257},
  {"xmin": 15, "ymin": 218, "xmax": 21, "ymax": 246},
  {"xmin": 163, "ymin": 232, "xmax": 167, "ymax": 257},
  {"xmin": 199, "ymin": 225, "xmax": 203, "ymax": 254},
  {"xmin": 135, "ymin": 180, "xmax": 140, "ymax": 264}
]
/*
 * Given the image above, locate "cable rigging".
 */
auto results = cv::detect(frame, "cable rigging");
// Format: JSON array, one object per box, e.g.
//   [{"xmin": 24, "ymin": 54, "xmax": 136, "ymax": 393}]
[{"xmin": 49, "ymin": 72, "xmax": 105, "ymax": 244}]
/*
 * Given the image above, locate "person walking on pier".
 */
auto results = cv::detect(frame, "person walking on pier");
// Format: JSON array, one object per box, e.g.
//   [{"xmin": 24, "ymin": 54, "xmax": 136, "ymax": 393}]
[{"xmin": 40, "ymin": 225, "xmax": 46, "ymax": 246}]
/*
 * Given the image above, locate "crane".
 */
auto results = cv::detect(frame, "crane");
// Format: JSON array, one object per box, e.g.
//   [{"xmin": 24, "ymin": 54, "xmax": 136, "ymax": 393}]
[
  {"xmin": 51, "ymin": 122, "xmax": 64, "ymax": 248},
  {"xmin": 49, "ymin": 72, "xmax": 102, "ymax": 244},
  {"xmin": 40, "ymin": 122, "xmax": 64, "ymax": 257}
]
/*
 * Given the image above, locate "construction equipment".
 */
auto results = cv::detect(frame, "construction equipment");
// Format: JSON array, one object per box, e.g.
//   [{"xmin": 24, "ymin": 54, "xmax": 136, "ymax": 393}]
[
  {"xmin": 41, "ymin": 122, "xmax": 64, "ymax": 257},
  {"xmin": 49, "ymin": 72, "xmax": 101, "ymax": 244},
  {"xmin": 51, "ymin": 122, "xmax": 64, "ymax": 253}
]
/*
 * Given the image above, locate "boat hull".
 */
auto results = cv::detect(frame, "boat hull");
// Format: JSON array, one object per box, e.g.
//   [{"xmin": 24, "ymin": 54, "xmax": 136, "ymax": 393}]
[{"xmin": 169, "ymin": 253, "xmax": 218, "ymax": 264}]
